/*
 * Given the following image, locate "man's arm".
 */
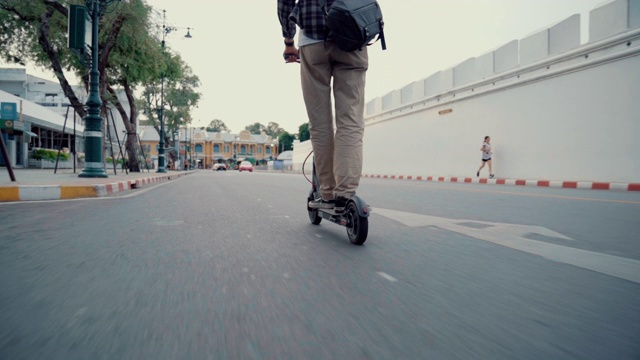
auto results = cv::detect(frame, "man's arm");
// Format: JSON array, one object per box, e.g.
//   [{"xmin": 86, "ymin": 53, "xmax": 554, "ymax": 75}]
[
  {"xmin": 277, "ymin": 0, "xmax": 297, "ymax": 40},
  {"xmin": 278, "ymin": 0, "xmax": 299, "ymax": 63}
]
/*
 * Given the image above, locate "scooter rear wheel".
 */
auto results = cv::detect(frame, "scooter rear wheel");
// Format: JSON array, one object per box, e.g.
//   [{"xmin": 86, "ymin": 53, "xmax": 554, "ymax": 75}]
[{"xmin": 345, "ymin": 202, "xmax": 368, "ymax": 245}]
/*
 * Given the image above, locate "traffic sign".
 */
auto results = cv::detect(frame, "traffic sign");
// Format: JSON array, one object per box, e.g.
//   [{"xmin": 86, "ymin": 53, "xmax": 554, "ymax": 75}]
[
  {"xmin": 1, "ymin": 102, "xmax": 17, "ymax": 121},
  {"xmin": 0, "ymin": 120, "xmax": 13, "ymax": 130}
]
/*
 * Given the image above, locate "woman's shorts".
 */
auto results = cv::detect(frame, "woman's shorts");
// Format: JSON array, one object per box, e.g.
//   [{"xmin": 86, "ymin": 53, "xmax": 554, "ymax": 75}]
[{"xmin": 482, "ymin": 158, "xmax": 492, "ymax": 162}]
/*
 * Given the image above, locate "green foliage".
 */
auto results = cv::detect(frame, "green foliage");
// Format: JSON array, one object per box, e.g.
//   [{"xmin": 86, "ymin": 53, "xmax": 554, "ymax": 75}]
[
  {"xmin": 245, "ymin": 122, "xmax": 266, "ymax": 134},
  {"xmin": 164, "ymin": 68, "xmax": 201, "ymax": 130},
  {"xmin": 137, "ymin": 58, "xmax": 201, "ymax": 137},
  {"xmin": 206, "ymin": 119, "xmax": 229, "ymax": 132},
  {"xmin": 107, "ymin": 0, "xmax": 165, "ymax": 84},
  {"xmin": 0, "ymin": 1, "xmax": 74, "ymax": 72},
  {"xmin": 278, "ymin": 131, "xmax": 296, "ymax": 152},
  {"xmin": 298, "ymin": 122, "xmax": 310, "ymax": 142},
  {"xmin": 31, "ymin": 148, "xmax": 69, "ymax": 162},
  {"xmin": 265, "ymin": 122, "xmax": 284, "ymax": 138},
  {"xmin": 0, "ymin": 0, "xmax": 159, "ymax": 88},
  {"xmin": 106, "ymin": 157, "xmax": 124, "ymax": 165}
]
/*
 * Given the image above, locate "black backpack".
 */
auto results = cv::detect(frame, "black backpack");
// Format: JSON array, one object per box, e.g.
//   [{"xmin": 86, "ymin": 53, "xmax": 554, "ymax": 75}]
[{"xmin": 320, "ymin": 0, "xmax": 387, "ymax": 52}]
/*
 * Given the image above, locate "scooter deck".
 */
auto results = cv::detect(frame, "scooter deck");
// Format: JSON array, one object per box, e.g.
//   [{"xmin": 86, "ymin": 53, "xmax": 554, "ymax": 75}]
[{"xmin": 317, "ymin": 209, "xmax": 348, "ymax": 226}]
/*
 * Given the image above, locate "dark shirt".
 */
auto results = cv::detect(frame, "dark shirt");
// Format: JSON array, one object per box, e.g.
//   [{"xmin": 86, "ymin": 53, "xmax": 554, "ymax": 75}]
[{"xmin": 278, "ymin": 0, "xmax": 333, "ymax": 40}]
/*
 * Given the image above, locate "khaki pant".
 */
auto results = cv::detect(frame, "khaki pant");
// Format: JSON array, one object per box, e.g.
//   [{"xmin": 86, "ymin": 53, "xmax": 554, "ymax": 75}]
[{"xmin": 300, "ymin": 42, "xmax": 368, "ymax": 200}]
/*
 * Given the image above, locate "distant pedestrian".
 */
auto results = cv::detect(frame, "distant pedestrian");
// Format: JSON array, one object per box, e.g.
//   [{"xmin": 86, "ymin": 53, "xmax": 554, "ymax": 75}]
[{"xmin": 477, "ymin": 136, "xmax": 494, "ymax": 178}]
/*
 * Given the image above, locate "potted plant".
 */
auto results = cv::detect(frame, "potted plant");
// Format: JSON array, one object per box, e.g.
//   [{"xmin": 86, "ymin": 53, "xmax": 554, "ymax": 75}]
[{"xmin": 29, "ymin": 148, "xmax": 71, "ymax": 169}]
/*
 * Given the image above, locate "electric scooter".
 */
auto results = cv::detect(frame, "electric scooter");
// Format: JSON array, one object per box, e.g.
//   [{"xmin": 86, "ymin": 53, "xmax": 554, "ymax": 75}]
[{"xmin": 306, "ymin": 162, "xmax": 371, "ymax": 245}]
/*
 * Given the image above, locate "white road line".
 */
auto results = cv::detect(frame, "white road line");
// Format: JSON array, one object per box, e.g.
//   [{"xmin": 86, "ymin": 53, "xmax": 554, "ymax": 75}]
[
  {"xmin": 377, "ymin": 272, "xmax": 398, "ymax": 282},
  {"xmin": 73, "ymin": 307, "xmax": 87, "ymax": 318},
  {"xmin": 374, "ymin": 208, "xmax": 640, "ymax": 284}
]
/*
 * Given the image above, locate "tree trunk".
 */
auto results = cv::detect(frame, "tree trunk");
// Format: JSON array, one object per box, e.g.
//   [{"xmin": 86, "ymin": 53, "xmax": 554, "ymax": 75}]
[
  {"xmin": 37, "ymin": 7, "xmax": 86, "ymax": 118},
  {"xmin": 122, "ymin": 80, "xmax": 141, "ymax": 172},
  {"xmin": 107, "ymin": 83, "xmax": 140, "ymax": 172}
]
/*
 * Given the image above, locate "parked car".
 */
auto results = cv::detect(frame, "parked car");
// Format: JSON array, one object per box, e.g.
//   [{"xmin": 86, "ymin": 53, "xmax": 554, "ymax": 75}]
[
  {"xmin": 238, "ymin": 161, "xmax": 253, "ymax": 172},
  {"xmin": 213, "ymin": 163, "xmax": 227, "ymax": 171}
]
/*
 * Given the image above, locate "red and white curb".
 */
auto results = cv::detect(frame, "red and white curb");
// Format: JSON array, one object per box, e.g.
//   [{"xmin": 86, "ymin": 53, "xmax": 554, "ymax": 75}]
[{"xmin": 362, "ymin": 175, "xmax": 640, "ymax": 191}]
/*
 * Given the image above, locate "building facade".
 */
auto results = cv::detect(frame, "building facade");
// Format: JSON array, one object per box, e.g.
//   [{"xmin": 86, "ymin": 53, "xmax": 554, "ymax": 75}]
[
  {"xmin": 138, "ymin": 127, "xmax": 279, "ymax": 170},
  {"xmin": 0, "ymin": 88, "xmax": 84, "ymax": 168},
  {"xmin": 0, "ymin": 68, "xmax": 133, "ymax": 168}
]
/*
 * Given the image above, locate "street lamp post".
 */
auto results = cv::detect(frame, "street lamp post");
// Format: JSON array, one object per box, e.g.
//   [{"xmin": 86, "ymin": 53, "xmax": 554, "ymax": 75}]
[
  {"xmin": 173, "ymin": 129, "xmax": 179, "ymax": 170},
  {"xmin": 157, "ymin": 14, "xmax": 168, "ymax": 173},
  {"xmin": 190, "ymin": 127, "xmax": 194, "ymax": 168},
  {"xmin": 157, "ymin": 10, "xmax": 192, "ymax": 173},
  {"xmin": 79, "ymin": 0, "xmax": 125, "ymax": 178}
]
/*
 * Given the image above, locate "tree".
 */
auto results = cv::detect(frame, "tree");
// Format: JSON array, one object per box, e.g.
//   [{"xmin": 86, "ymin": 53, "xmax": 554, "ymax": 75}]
[
  {"xmin": 245, "ymin": 122, "xmax": 266, "ymax": 134},
  {"xmin": 265, "ymin": 121, "xmax": 284, "ymax": 138},
  {"xmin": 0, "ymin": 0, "xmax": 87, "ymax": 117},
  {"xmin": 0, "ymin": 0, "xmax": 167, "ymax": 172},
  {"xmin": 164, "ymin": 67, "xmax": 201, "ymax": 133},
  {"xmin": 136, "ymin": 57, "xmax": 200, "ymax": 166},
  {"xmin": 164, "ymin": 66, "xmax": 200, "ymax": 168},
  {"xmin": 298, "ymin": 122, "xmax": 310, "ymax": 142},
  {"xmin": 278, "ymin": 131, "xmax": 295, "ymax": 152},
  {"xmin": 206, "ymin": 119, "xmax": 229, "ymax": 132}
]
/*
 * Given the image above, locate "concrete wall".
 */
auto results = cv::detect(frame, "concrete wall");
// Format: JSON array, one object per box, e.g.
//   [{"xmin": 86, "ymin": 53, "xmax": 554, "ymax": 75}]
[
  {"xmin": 0, "ymin": 82, "xmax": 25, "ymax": 98},
  {"xmin": 358, "ymin": 0, "xmax": 640, "ymax": 183},
  {"xmin": 0, "ymin": 68, "xmax": 28, "ymax": 98},
  {"xmin": 363, "ymin": 56, "xmax": 640, "ymax": 183},
  {"xmin": 292, "ymin": 0, "xmax": 640, "ymax": 183},
  {"xmin": 292, "ymin": 139, "xmax": 313, "ymax": 173}
]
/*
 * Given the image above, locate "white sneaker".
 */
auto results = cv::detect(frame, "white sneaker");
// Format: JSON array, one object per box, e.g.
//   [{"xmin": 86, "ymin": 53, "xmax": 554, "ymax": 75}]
[{"xmin": 308, "ymin": 198, "xmax": 335, "ymax": 209}]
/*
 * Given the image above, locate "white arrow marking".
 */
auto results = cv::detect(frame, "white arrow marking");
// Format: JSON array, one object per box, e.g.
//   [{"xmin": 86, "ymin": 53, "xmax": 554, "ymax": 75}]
[
  {"xmin": 377, "ymin": 272, "xmax": 398, "ymax": 282},
  {"xmin": 374, "ymin": 208, "xmax": 640, "ymax": 284}
]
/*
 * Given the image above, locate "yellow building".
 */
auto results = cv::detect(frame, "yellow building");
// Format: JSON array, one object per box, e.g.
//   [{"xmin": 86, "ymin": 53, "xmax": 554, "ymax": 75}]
[{"xmin": 138, "ymin": 126, "xmax": 279, "ymax": 170}]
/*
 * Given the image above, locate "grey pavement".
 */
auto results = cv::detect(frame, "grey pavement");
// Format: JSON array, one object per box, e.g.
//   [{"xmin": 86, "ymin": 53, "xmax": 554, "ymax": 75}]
[
  {"xmin": 1, "ymin": 166, "xmax": 639, "ymax": 203},
  {"xmin": 1, "ymin": 171, "xmax": 639, "ymax": 359}
]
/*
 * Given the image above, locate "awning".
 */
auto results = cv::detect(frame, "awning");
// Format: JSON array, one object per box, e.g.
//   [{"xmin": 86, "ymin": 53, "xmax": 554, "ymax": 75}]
[{"xmin": 23, "ymin": 131, "xmax": 39, "ymax": 137}]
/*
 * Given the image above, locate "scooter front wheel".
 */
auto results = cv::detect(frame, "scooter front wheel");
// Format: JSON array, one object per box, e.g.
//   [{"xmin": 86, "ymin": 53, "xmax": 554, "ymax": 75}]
[
  {"xmin": 307, "ymin": 197, "xmax": 322, "ymax": 225},
  {"xmin": 345, "ymin": 201, "xmax": 368, "ymax": 245}
]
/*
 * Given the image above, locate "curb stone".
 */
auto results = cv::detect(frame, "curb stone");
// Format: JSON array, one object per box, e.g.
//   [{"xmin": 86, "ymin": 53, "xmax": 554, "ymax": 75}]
[
  {"xmin": 0, "ymin": 172, "xmax": 192, "ymax": 202},
  {"xmin": 361, "ymin": 174, "xmax": 640, "ymax": 191}
]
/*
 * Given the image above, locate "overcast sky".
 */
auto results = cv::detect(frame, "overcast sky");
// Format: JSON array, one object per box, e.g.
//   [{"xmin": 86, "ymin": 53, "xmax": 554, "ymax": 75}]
[{"xmin": 4, "ymin": 0, "xmax": 607, "ymax": 134}]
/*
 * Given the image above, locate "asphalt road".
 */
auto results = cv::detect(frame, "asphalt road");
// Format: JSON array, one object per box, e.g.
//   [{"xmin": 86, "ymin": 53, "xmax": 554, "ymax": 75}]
[{"xmin": 1, "ymin": 171, "xmax": 639, "ymax": 359}]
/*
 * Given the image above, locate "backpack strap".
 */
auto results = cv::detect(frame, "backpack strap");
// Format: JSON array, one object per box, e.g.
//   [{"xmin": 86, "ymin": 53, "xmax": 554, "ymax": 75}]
[
  {"xmin": 319, "ymin": 0, "xmax": 330, "ymax": 47},
  {"xmin": 379, "ymin": 21, "xmax": 386, "ymax": 50}
]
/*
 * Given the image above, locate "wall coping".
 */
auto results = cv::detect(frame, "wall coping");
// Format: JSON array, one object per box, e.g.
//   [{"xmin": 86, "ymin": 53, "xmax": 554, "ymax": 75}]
[{"xmin": 365, "ymin": 28, "xmax": 640, "ymax": 126}]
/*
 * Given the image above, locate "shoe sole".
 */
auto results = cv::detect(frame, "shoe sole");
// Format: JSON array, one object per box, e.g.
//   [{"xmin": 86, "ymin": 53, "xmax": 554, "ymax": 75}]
[{"xmin": 308, "ymin": 203, "xmax": 335, "ymax": 210}]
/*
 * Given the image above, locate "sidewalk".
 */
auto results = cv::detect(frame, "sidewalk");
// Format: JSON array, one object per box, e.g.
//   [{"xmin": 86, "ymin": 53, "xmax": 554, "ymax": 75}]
[
  {"xmin": 361, "ymin": 174, "xmax": 640, "ymax": 192},
  {"xmin": 0, "ymin": 168, "xmax": 193, "ymax": 202},
  {"xmin": 3, "ymin": 168, "xmax": 638, "ymax": 203}
]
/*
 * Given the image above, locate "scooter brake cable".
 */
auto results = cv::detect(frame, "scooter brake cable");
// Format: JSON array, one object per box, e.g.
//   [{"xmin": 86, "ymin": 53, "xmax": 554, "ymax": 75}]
[{"xmin": 302, "ymin": 150, "xmax": 316, "ymax": 187}]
